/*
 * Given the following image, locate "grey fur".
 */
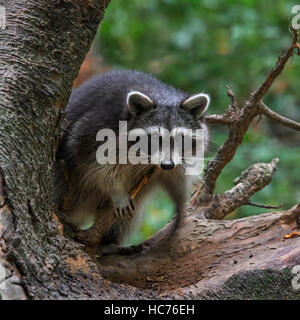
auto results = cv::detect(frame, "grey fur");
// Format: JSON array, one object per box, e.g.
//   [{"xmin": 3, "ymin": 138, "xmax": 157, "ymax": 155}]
[{"xmin": 54, "ymin": 69, "xmax": 210, "ymax": 253}]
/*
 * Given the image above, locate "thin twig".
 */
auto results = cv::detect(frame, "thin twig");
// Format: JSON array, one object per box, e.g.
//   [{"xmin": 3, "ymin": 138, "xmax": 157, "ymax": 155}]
[
  {"xmin": 251, "ymin": 27, "xmax": 299, "ymax": 103},
  {"xmin": 226, "ymin": 85, "xmax": 238, "ymax": 109},
  {"xmin": 246, "ymin": 201, "xmax": 285, "ymax": 210},
  {"xmin": 259, "ymin": 102, "xmax": 300, "ymax": 131}
]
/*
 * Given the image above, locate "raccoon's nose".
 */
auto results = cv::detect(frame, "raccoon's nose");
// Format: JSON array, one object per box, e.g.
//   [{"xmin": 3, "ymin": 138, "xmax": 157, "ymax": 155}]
[{"xmin": 160, "ymin": 160, "xmax": 175, "ymax": 171}]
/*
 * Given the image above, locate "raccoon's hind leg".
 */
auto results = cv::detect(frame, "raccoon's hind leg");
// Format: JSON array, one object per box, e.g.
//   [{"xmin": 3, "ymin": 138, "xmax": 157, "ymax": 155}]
[
  {"xmin": 99, "ymin": 217, "xmax": 143, "ymax": 256},
  {"xmin": 159, "ymin": 173, "xmax": 189, "ymax": 234},
  {"xmin": 163, "ymin": 179, "xmax": 187, "ymax": 213}
]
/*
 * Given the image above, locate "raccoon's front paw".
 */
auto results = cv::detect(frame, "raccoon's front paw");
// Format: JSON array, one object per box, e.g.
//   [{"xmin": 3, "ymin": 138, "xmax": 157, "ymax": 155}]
[{"xmin": 112, "ymin": 194, "xmax": 135, "ymax": 219}]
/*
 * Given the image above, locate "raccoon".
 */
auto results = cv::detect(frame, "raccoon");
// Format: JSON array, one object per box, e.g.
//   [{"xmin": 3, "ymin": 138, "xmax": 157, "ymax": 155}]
[{"xmin": 54, "ymin": 70, "xmax": 210, "ymax": 255}]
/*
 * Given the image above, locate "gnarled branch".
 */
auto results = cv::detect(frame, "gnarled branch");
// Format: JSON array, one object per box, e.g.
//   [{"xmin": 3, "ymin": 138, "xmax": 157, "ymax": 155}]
[{"xmin": 200, "ymin": 28, "xmax": 299, "ymax": 208}]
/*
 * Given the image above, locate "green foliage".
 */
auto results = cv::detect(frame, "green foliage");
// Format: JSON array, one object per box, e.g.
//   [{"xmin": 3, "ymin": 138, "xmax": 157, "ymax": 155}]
[{"xmin": 94, "ymin": 0, "xmax": 300, "ymax": 243}]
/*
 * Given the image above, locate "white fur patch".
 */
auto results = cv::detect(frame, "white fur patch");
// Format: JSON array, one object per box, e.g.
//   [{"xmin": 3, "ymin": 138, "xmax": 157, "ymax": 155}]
[
  {"xmin": 182, "ymin": 93, "xmax": 210, "ymax": 116},
  {"xmin": 126, "ymin": 91, "xmax": 153, "ymax": 106}
]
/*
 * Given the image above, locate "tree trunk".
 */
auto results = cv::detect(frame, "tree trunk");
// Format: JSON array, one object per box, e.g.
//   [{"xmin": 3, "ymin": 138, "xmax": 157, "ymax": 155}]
[
  {"xmin": 0, "ymin": 0, "xmax": 112, "ymax": 299},
  {"xmin": 0, "ymin": 0, "xmax": 299, "ymax": 300}
]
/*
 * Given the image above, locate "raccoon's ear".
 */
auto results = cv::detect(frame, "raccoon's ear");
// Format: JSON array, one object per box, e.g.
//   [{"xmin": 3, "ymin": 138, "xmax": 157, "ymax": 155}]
[
  {"xmin": 126, "ymin": 91, "xmax": 155, "ymax": 116},
  {"xmin": 181, "ymin": 93, "xmax": 210, "ymax": 120}
]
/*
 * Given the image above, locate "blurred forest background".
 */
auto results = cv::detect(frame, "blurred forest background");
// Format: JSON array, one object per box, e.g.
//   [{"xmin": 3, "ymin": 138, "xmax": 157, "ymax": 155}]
[{"xmin": 74, "ymin": 0, "xmax": 300, "ymax": 245}]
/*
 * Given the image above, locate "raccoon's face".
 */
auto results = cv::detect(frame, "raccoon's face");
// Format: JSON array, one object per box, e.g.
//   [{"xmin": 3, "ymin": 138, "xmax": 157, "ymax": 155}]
[{"xmin": 126, "ymin": 90, "xmax": 210, "ymax": 172}]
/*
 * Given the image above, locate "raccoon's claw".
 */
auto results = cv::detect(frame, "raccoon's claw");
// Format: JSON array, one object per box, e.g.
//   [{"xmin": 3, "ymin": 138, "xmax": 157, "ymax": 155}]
[{"xmin": 113, "ymin": 194, "xmax": 135, "ymax": 219}]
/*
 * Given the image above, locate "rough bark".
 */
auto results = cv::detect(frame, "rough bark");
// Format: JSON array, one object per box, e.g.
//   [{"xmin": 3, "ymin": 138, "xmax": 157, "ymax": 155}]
[
  {"xmin": 0, "ymin": 0, "xmax": 115, "ymax": 300},
  {"xmin": 0, "ymin": 0, "xmax": 300, "ymax": 300},
  {"xmin": 99, "ymin": 204, "xmax": 300, "ymax": 299}
]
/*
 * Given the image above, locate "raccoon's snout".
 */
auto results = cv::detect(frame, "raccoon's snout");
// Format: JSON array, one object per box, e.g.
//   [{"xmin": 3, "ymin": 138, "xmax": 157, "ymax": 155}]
[{"xmin": 160, "ymin": 160, "xmax": 175, "ymax": 171}]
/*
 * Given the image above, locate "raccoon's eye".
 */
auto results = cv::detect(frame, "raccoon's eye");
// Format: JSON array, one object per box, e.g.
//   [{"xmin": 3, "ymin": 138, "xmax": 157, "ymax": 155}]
[
  {"xmin": 147, "ymin": 134, "xmax": 152, "ymax": 155},
  {"xmin": 147, "ymin": 133, "xmax": 160, "ymax": 155},
  {"xmin": 181, "ymin": 135, "xmax": 197, "ymax": 157},
  {"xmin": 170, "ymin": 136, "xmax": 174, "ymax": 151},
  {"xmin": 159, "ymin": 135, "xmax": 163, "ymax": 152}
]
